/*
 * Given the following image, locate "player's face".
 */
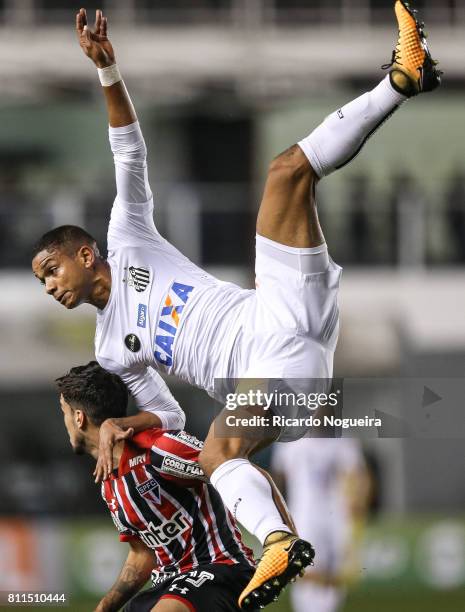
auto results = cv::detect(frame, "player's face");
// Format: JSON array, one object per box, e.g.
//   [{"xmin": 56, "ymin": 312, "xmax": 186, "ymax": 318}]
[
  {"xmin": 60, "ymin": 395, "xmax": 86, "ymax": 455},
  {"xmin": 32, "ymin": 247, "xmax": 93, "ymax": 309}
]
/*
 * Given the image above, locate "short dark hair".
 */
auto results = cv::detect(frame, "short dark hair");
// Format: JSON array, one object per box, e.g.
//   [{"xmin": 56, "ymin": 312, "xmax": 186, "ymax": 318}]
[
  {"xmin": 32, "ymin": 225, "xmax": 99, "ymax": 259},
  {"xmin": 56, "ymin": 361, "xmax": 128, "ymax": 425}
]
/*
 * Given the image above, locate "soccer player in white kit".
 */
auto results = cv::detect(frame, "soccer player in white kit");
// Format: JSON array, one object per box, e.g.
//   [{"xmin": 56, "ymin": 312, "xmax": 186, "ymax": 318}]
[
  {"xmin": 272, "ymin": 439, "xmax": 370, "ymax": 612},
  {"xmin": 32, "ymin": 3, "xmax": 440, "ymax": 608}
]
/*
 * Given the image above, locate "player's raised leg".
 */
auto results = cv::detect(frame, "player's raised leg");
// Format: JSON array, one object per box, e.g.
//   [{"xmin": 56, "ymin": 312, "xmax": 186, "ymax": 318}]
[
  {"xmin": 257, "ymin": 0, "xmax": 441, "ymax": 251},
  {"xmin": 203, "ymin": 2, "xmax": 441, "ymax": 610}
]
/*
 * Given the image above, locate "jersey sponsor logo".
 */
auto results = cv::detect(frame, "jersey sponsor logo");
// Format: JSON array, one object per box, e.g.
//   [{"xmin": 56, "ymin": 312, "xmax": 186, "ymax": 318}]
[
  {"xmin": 137, "ymin": 304, "xmax": 147, "ymax": 328},
  {"xmin": 154, "ymin": 282, "xmax": 194, "ymax": 367},
  {"xmin": 170, "ymin": 431, "xmax": 204, "ymax": 451},
  {"xmin": 129, "ymin": 454, "xmax": 146, "ymax": 468},
  {"xmin": 124, "ymin": 266, "xmax": 150, "ymax": 292},
  {"xmin": 161, "ymin": 455, "xmax": 204, "ymax": 479},
  {"xmin": 125, "ymin": 333, "xmax": 141, "ymax": 353},
  {"xmin": 136, "ymin": 478, "xmax": 161, "ymax": 504},
  {"xmin": 139, "ymin": 510, "xmax": 190, "ymax": 547}
]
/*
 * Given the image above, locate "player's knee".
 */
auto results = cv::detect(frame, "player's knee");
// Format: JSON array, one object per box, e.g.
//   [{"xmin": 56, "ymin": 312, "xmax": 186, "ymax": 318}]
[
  {"xmin": 267, "ymin": 145, "xmax": 314, "ymax": 185},
  {"xmin": 199, "ymin": 438, "xmax": 248, "ymax": 477}
]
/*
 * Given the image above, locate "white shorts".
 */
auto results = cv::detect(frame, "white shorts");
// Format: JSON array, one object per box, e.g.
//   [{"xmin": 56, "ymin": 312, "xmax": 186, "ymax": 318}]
[
  {"xmin": 238, "ymin": 234, "xmax": 341, "ymax": 378},
  {"xmin": 233, "ymin": 235, "xmax": 342, "ymax": 440}
]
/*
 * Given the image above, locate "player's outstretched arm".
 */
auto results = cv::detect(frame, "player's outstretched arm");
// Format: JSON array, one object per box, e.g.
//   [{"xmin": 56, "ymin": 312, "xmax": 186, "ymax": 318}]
[
  {"xmin": 76, "ymin": 8, "xmax": 136, "ymax": 128},
  {"xmin": 94, "ymin": 539, "xmax": 155, "ymax": 612}
]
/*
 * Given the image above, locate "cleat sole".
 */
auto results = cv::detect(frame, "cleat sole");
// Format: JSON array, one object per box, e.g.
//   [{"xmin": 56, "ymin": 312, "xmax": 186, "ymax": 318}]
[{"xmin": 240, "ymin": 539, "xmax": 315, "ymax": 610}]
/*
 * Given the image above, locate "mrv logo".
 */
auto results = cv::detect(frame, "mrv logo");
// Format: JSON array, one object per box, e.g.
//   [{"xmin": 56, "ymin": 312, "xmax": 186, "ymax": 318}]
[
  {"xmin": 139, "ymin": 511, "xmax": 190, "ymax": 547},
  {"xmin": 154, "ymin": 282, "xmax": 194, "ymax": 367},
  {"xmin": 129, "ymin": 454, "xmax": 146, "ymax": 468}
]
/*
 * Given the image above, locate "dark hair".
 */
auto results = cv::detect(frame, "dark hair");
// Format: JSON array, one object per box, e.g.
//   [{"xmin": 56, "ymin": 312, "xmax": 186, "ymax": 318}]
[
  {"xmin": 32, "ymin": 225, "xmax": 99, "ymax": 259},
  {"xmin": 56, "ymin": 361, "xmax": 128, "ymax": 425}
]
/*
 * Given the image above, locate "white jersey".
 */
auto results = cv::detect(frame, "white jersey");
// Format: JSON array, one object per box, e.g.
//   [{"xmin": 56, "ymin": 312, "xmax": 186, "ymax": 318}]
[
  {"xmin": 95, "ymin": 122, "xmax": 341, "ymax": 430},
  {"xmin": 95, "ymin": 123, "xmax": 252, "ymax": 427}
]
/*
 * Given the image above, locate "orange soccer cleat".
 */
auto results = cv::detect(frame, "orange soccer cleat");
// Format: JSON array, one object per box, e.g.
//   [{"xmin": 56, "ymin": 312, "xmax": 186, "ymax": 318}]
[
  {"xmin": 238, "ymin": 535, "xmax": 315, "ymax": 610},
  {"xmin": 383, "ymin": 1, "xmax": 442, "ymax": 97}
]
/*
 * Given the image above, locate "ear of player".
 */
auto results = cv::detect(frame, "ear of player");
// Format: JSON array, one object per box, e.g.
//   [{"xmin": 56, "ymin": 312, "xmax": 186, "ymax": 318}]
[
  {"xmin": 383, "ymin": 0, "xmax": 442, "ymax": 97},
  {"xmin": 239, "ymin": 536, "xmax": 315, "ymax": 610}
]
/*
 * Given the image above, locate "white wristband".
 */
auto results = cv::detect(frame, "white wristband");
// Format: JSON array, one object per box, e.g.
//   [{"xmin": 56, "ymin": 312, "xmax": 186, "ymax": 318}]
[{"xmin": 97, "ymin": 64, "xmax": 122, "ymax": 88}]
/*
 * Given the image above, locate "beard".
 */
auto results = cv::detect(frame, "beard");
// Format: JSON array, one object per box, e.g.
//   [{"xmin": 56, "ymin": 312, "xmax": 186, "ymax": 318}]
[{"xmin": 72, "ymin": 434, "xmax": 86, "ymax": 455}]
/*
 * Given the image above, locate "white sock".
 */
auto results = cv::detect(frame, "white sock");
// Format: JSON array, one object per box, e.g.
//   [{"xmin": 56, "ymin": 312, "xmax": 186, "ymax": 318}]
[
  {"xmin": 298, "ymin": 75, "xmax": 407, "ymax": 177},
  {"xmin": 210, "ymin": 458, "xmax": 292, "ymax": 545}
]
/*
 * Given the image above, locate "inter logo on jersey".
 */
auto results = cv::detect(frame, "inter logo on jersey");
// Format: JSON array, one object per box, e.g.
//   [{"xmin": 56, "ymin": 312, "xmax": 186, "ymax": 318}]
[
  {"xmin": 125, "ymin": 266, "xmax": 150, "ymax": 292},
  {"xmin": 154, "ymin": 282, "xmax": 194, "ymax": 367},
  {"xmin": 139, "ymin": 511, "xmax": 190, "ymax": 548}
]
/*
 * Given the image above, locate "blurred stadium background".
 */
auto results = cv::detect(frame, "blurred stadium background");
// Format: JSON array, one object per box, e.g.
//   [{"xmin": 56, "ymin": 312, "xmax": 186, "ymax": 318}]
[{"xmin": 1, "ymin": 0, "xmax": 465, "ymax": 610}]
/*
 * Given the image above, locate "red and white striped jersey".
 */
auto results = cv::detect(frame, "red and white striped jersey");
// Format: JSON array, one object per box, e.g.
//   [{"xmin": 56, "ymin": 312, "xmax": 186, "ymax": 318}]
[{"xmin": 101, "ymin": 428, "xmax": 255, "ymax": 574}]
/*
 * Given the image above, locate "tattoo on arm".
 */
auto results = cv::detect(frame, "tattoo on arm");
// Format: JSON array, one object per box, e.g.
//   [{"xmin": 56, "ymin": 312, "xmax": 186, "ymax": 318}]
[{"xmin": 95, "ymin": 562, "xmax": 147, "ymax": 612}]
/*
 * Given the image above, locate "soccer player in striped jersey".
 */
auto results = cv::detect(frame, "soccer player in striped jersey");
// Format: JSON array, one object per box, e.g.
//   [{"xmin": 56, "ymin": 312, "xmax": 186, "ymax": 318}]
[
  {"xmin": 33, "ymin": 3, "xmax": 440, "ymax": 608},
  {"xmin": 56, "ymin": 361, "xmax": 256, "ymax": 612}
]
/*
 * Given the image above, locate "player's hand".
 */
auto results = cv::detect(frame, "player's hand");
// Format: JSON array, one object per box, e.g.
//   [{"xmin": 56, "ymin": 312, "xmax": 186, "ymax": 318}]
[
  {"xmin": 94, "ymin": 419, "xmax": 134, "ymax": 483},
  {"xmin": 76, "ymin": 8, "xmax": 115, "ymax": 69}
]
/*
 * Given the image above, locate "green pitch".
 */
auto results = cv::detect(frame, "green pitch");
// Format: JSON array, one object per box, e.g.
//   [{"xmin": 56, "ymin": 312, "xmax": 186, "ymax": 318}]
[{"xmin": 3, "ymin": 589, "xmax": 464, "ymax": 612}]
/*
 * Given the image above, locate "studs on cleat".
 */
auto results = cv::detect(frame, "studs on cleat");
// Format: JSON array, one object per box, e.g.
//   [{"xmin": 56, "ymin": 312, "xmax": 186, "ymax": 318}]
[
  {"xmin": 293, "ymin": 560, "xmax": 303, "ymax": 568},
  {"xmin": 263, "ymin": 583, "xmax": 272, "ymax": 591},
  {"xmin": 272, "ymin": 579, "xmax": 280, "ymax": 587}
]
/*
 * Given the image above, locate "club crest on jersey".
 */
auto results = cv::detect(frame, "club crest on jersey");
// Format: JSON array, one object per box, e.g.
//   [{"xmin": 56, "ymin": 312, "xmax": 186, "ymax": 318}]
[
  {"xmin": 124, "ymin": 266, "xmax": 150, "ymax": 292},
  {"xmin": 137, "ymin": 478, "xmax": 161, "ymax": 504},
  {"xmin": 154, "ymin": 282, "xmax": 194, "ymax": 367}
]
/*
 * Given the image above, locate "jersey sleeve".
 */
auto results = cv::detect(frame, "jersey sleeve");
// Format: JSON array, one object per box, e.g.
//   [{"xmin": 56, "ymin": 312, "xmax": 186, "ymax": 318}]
[
  {"xmin": 107, "ymin": 121, "xmax": 163, "ymax": 252},
  {"xmin": 101, "ymin": 482, "xmax": 138, "ymax": 543},
  {"xmin": 138, "ymin": 429, "xmax": 206, "ymax": 487},
  {"xmin": 97, "ymin": 357, "xmax": 186, "ymax": 431}
]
